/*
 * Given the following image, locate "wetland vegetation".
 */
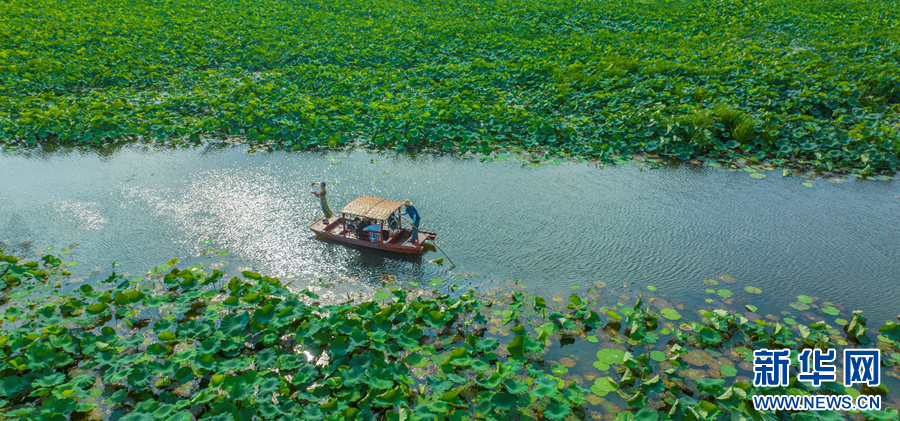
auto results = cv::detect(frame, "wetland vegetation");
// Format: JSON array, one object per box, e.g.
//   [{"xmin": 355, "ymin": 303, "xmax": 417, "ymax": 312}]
[
  {"xmin": 1, "ymin": 0, "xmax": 899, "ymax": 175},
  {"xmin": 1, "ymin": 249, "xmax": 897, "ymax": 420},
  {"xmin": 2, "ymin": 0, "xmax": 899, "ymax": 418}
]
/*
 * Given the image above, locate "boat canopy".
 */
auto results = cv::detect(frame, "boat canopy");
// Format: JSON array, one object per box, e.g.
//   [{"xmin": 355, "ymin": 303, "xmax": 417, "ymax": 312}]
[{"xmin": 341, "ymin": 196, "xmax": 403, "ymax": 221}]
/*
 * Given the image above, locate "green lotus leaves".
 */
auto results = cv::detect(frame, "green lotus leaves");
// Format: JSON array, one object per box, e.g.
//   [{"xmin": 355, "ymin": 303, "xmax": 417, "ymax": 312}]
[
  {"xmin": 530, "ymin": 378, "xmax": 559, "ymax": 399},
  {"xmin": 114, "ymin": 290, "xmax": 144, "ymax": 306},
  {"xmin": 590, "ymin": 376, "xmax": 618, "ymax": 397},
  {"xmin": 157, "ymin": 331, "xmax": 177, "ymax": 342},
  {"xmin": 791, "ymin": 302, "xmax": 811, "ymax": 311},
  {"xmin": 595, "ymin": 348, "xmax": 626, "ymax": 370},
  {"xmin": 823, "ymin": 306, "xmax": 840, "ymax": 316},
  {"xmin": 720, "ymin": 365, "xmax": 738, "ymax": 377},
  {"xmin": 716, "ymin": 289, "xmax": 733, "ymax": 299},
  {"xmin": 634, "ymin": 408, "xmax": 660, "ymax": 421},
  {"xmin": 1, "ymin": 0, "xmax": 898, "ymax": 183},
  {"xmin": 120, "ymin": 412, "xmax": 153, "ymax": 421},
  {"xmin": 744, "ymin": 286, "xmax": 762, "ymax": 294},
  {"xmin": 7, "ymin": 289, "xmax": 32, "ymax": 300},
  {"xmin": 444, "ymin": 347, "xmax": 474, "ymax": 368},
  {"xmin": 25, "ymin": 342, "xmax": 56, "ymax": 369},
  {"xmin": 3, "ymin": 249, "xmax": 900, "ymax": 419},
  {"xmin": 127, "ymin": 366, "xmax": 152, "ymax": 389},
  {"xmin": 31, "ymin": 373, "xmax": 66, "ymax": 389},
  {"xmin": 878, "ymin": 321, "xmax": 900, "ymax": 344},
  {"xmin": 697, "ymin": 326, "xmax": 723, "ymax": 345},
  {"xmin": 551, "ymin": 364, "xmax": 568, "ymax": 376},
  {"xmin": 862, "ymin": 409, "xmax": 900, "ymax": 421},
  {"xmin": 694, "ymin": 378, "xmax": 726, "ymax": 394},
  {"xmin": 491, "ymin": 392, "xmax": 519, "ymax": 409},
  {"xmin": 426, "ymin": 310, "xmax": 448, "ymax": 328},
  {"xmin": 503, "ymin": 379, "xmax": 528, "ymax": 395},
  {"xmin": 475, "ymin": 338, "xmax": 499, "ymax": 353},
  {"xmin": 85, "ymin": 303, "xmax": 108, "ymax": 314},
  {"xmin": 543, "ymin": 400, "xmax": 572, "ymax": 420},
  {"xmin": 797, "ymin": 295, "xmax": 814, "ymax": 304},
  {"xmin": 660, "ymin": 308, "xmax": 682, "ymax": 320},
  {"xmin": 146, "ymin": 343, "xmax": 169, "ymax": 356},
  {"xmin": 471, "ymin": 359, "xmax": 492, "ymax": 371},
  {"xmin": 374, "ymin": 387, "xmax": 407, "ymax": 407}
]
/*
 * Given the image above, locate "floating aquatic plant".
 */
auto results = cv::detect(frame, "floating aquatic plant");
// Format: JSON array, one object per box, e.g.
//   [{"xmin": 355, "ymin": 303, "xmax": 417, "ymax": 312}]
[
  {"xmin": 1, "ymin": 248, "xmax": 898, "ymax": 420},
  {"xmin": 0, "ymin": 0, "xmax": 898, "ymax": 177}
]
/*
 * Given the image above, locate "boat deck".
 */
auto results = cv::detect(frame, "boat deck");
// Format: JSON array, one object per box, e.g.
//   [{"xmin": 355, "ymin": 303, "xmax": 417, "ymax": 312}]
[{"xmin": 308, "ymin": 217, "xmax": 434, "ymax": 254}]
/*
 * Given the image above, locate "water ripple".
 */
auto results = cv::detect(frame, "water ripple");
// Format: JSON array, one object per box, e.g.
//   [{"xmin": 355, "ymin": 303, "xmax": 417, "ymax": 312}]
[{"xmin": 0, "ymin": 146, "xmax": 898, "ymax": 321}]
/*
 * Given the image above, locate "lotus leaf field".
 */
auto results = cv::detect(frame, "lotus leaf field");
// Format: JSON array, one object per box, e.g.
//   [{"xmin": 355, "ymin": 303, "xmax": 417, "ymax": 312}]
[
  {"xmin": 1, "ymin": 248, "xmax": 899, "ymax": 420},
  {"xmin": 1, "ymin": 0, "xmax": 899, "ymax": 174}
]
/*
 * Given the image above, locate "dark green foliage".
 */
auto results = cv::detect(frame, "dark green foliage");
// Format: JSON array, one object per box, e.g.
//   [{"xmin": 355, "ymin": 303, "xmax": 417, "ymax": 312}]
[
  {"xmin": 1, "ymin": 249, "xmax": 899, "ymax": 419},
  {"xmin": 0, "ymin": 0, "xmax": 898, "ymax": 174}
]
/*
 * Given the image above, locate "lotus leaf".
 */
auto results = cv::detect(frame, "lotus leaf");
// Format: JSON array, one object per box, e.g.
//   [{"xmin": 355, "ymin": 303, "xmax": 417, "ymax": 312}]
[
  {"xmin": 3, "ymin": 249, "xmax": 900, "ymax": 419},
  {"xmin": 744, "ymin": 286, "xmax": 762, "ymax": 294},
  {"xmin": 791, "ymin": 302, "xmax": 811, "ymax": 311},
  {"xmin": 694, "ymin": 378, "xmax": 726, "ymax": 394},
  {"xmin": 543, "ymin": 400, "xmax": 572, "ymax": 420},
  {"xmin": 634, "ymin": 408, "xmax": 659, "ymax": 421},
  {"xmin": 720, "ymin": 365, "xmax": 737, "ymax": 377},
  {"xmin": 590, "ymin": 376, "xmax": 617, "ymax": 397},
  {"xmin": 797, "ymin": 295, "xmax": 814, "ymax": 304},
  {"xmin": 595, "ymin": 348, "xmax": 626, "ymax": 371},
  {"xmin": 660, "ymin": 308, "xmax": 681, "ymax": 320}
]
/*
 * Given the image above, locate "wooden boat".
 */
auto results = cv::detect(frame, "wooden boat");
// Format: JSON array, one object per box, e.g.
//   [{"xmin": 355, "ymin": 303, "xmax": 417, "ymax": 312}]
[{"xmin": 308, "ymin": 195, "xmax": 436, "ymax": 254}]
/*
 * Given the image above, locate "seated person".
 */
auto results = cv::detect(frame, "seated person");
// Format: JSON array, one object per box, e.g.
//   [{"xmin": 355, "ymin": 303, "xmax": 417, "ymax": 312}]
[
  {"xmin": 355, "ymin": 218, "xmax": 371, "ymax": 237},
  {"xmin": 387, "ymin": 214, "xmax": 399, "ymax": 232},
  {"xmin": 347, "ymin": 217, "xmax": 359, "ymax": 232}
]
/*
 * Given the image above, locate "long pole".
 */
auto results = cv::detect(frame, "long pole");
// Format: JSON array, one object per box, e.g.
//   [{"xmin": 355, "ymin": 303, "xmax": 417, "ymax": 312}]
[{"xmin": 403, "ymin": 216, "xmax": 456, "ymax": 269}]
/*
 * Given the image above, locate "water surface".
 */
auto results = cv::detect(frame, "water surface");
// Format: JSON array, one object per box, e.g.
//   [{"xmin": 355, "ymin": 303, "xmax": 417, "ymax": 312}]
[{"xmin": 1, "ymin": 145, "xmax": 898, "ymax": 321}]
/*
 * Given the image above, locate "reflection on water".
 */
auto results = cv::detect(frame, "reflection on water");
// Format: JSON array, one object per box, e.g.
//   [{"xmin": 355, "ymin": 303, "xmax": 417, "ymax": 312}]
[{"xmin": 1, "ymin": 145, "xmax": 898, "ymax": 322}]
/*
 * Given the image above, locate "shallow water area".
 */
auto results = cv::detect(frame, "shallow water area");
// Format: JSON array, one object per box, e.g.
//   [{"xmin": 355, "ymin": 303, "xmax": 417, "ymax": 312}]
[{"xmin": 1, "ymin": 144, "xmax": 898, "ymax": 321}]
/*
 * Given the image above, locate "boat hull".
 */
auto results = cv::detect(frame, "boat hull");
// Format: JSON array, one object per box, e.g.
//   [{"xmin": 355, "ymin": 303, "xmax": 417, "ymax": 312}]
[{"xmin": 308, "ymin": 217, "xmax": 436, "ymax": 254}]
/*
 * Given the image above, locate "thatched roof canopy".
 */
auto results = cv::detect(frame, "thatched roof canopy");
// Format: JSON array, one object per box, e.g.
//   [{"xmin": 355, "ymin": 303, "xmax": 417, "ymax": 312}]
[{"xmin": 341, "ymin": 196, "xmax": 403, "ymax": 220}]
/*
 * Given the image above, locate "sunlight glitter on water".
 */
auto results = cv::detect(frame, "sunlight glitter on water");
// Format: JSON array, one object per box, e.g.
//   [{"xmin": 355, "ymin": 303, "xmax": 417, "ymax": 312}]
[{"xmin": 1, "ymin": 145, "xmax": 898, "ymax": 322}]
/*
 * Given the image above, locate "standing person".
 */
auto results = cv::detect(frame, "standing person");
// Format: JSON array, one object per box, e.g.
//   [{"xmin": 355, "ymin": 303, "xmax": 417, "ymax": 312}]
[
  {"xmin": 402, "ymin": 200, "xmax": 420, "ymax": 244},
  {"xmin": 312, "ymin": 182, "xmax": 334, "ymax": 220}
]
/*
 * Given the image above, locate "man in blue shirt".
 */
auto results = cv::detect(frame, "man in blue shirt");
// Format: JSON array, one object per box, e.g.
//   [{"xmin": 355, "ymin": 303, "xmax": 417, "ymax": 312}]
[{"xmin": 402, "ymin": 200, "xmax": 420, "ymax": 244}]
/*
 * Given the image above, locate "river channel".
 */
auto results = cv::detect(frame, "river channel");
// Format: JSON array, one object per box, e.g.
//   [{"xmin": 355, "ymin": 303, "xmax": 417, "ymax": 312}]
[{"xmin": 1, "ymin": 145, "xmax": 898, "ymax": 322}]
